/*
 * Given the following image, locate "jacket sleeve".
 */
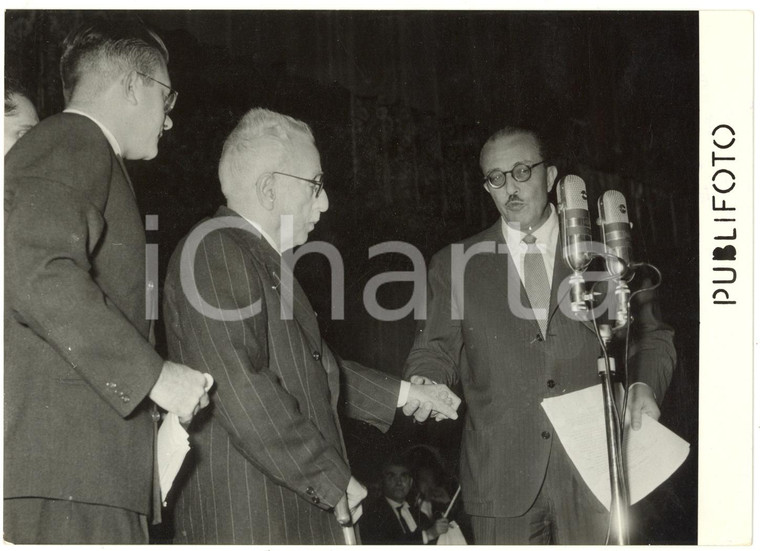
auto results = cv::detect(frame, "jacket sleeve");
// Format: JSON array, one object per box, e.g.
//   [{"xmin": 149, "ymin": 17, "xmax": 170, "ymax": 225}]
[
  {"xmin": 403, "ymin": 249, "xmax": 463, "ymax": 386},
  {"xmin": 4, "ymin": 130, "xmax": 163, "ymax": 417},
  {"xmin": 163, "ymin": 229, "xmax": 351, "ymax": 510},
  {"xmin": 626, "ymin": 283, "xmax": 676, "ymax": 404},
  {"xmin": 340, "ymin": 359, "xmax": 400, "ymax": 433}
]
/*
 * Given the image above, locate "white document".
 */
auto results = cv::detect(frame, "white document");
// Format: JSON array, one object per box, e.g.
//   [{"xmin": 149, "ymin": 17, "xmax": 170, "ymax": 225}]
[
  {"xmin": 156, "ymin": 373, "xmax": 213, "ymax": 506},
  {"xmin": 156, "ymin": 412, "xmax": 191, "ymax": 505},
  {"xmin": 541, "ymin": 384, "xmax": 690, "ymax": 510}
]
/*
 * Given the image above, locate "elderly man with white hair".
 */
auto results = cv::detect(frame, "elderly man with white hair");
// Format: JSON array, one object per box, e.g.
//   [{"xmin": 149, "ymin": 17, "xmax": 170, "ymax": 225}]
[{"xmin": 162, "ymin": 107, "xmax": 462, "ymax": 544}]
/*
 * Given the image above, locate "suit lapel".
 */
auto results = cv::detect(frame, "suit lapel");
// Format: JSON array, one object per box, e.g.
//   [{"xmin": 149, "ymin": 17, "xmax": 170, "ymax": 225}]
[
  {"xmin": 113, "ymin": 154, "xmax": 136, "ymax": 197},
  {"xmin": 268, "ymin": 255, "xmax": 322, "ymax": 350},
  {"xmin": 476, "ymin": 221, "xmax": 535, "ymax": 331},
  {"xmin": 215, "ymin": 207, "xmax": 324, "ymax": 355}
]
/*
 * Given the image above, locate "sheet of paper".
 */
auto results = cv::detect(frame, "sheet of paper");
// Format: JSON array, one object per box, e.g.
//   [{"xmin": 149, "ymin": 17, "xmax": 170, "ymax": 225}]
[
  {"xmin": 156, "ymin": 412, "xmax": 191, "ymax": 505},
  {"xmin": 541, "ymin": 384, "xmax": 690, "ymax": 510}
]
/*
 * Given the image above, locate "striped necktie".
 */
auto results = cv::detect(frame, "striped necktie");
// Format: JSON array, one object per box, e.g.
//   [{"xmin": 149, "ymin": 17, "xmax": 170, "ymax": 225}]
[{"xmin": 523, "ymin": 233, "xmax": 550, "ymax": 337}]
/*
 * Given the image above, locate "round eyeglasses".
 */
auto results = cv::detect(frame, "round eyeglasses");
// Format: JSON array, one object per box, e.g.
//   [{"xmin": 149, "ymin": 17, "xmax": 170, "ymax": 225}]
[
  {"xmin": 272, "ymin": 171, "xmax": 324, "ymax": 198},
  {"xmin": 484, "ymin": 160, "xmax": 549, "ymax": 189}
]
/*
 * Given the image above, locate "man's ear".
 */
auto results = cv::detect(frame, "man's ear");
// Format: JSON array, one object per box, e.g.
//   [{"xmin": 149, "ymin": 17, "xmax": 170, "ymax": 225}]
[
  {"xmin": 256, "ymin": 172, "xmax": 277, "ymax": 210},
  {"xmin": 123, "ymin": 70, "xmax": 141, "ymax": 106},
  {"xmin": 546, "ymin": 165, "xmax": 558, "ymax": 194}
]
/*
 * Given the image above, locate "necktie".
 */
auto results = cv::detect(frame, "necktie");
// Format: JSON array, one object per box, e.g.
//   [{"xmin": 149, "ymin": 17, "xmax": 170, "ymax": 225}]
[
  {"xmin": 522, "ymin": 233, "xmax": 550, "ymax": 337},
  {"xmin": 396, "ymin": 504, "xmax": 417, "ymax": 533}
]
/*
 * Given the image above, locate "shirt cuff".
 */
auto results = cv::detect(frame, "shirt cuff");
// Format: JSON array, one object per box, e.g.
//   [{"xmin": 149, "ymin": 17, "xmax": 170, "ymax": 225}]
[
  {"xmin": 397, "ymin": 380, "xmax": 411, "ymax": 407},
  {"xmin": 422, "ymin": 529, "xmax": 430, "ymax": 544}
]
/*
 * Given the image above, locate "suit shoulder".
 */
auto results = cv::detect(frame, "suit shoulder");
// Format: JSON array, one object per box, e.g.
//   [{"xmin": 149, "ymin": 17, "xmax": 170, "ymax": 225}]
[
  {"xmin": 167, "ymin": 216, "xmax": 269, "ymax": 279},
  {"xmin": 5, "ymin": 113, "xmax": 116, "ymax": 203},
  {"xmin": 430, "ymin": 220, "xmax": 502, "ymax": 267}
]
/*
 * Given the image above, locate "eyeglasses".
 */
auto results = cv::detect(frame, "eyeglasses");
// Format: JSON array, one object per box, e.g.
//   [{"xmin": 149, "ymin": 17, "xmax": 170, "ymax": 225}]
[
  {"xmin": 272, "ymin": 171, "xmax": 324, "ymax": 198},
  {"xmin": 136, "ymin": 71, "xmax": 178, "ymax": 114},
  {"xmin": 484, "ymin": 160, "xmax": 549, "ymax": 189}
]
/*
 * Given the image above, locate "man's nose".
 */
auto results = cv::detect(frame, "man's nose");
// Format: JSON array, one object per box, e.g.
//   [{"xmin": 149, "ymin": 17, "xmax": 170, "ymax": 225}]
[
  {"xmin": 316, "ymin": 189, "xmax": 329, "ymax": 212},
  {"xmin": 505, "ymin": 176, "xmax": 520, "ymax": 196}
]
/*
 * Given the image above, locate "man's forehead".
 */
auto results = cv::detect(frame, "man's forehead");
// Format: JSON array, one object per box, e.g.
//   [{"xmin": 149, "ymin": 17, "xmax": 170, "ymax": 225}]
[{"xmin": 482, "ymin": 133, "xmax": 540, "ymax": 167}]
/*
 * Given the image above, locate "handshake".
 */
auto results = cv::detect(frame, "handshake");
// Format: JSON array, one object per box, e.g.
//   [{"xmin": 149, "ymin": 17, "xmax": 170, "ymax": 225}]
[
  {"xmin": 150, "ymin": 363, "xmax": 462, "ymax": 427},
  {"xmin": 402, "ymin": 375, "xmax": 461, "ymax": 423}
]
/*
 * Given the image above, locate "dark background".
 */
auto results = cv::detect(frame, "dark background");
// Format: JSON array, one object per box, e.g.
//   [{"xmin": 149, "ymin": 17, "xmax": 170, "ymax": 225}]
[{"xmin": 6, "ymin": 10, "xmax": 699, "ymax": 544}]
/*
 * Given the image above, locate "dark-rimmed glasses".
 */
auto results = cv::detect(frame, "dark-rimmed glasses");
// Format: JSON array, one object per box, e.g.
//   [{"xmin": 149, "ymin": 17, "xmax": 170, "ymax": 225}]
[
  {"xmin": 136, "ymin": 71, "xmax": 178, "ymax": 114},
  {"xmin": 272, "ymin": 171, "xmax": 324, "ymax": 198},
  {"xmin": 484, "ymin": 160, "xmax": 549, "ymax": 189}
]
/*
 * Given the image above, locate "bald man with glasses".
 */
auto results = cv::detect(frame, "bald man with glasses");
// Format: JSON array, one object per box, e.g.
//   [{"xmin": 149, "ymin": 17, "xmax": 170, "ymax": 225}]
[{"xmin": 404, "ymin": 126, "xmax": 675, "ymax": 544}]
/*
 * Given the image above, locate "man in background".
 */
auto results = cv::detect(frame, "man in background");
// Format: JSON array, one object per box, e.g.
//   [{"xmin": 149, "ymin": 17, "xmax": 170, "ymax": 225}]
[
  {"xmin": 4, "ymin": 75, "xmax": 39, "ymax": 155},
  {"xmin": 361, "ymin": 457, "xmax": 450, "ymax": 544},
  {"xmin": 404, "ymin": 126, "xmax": 676, "ymax": 544},
  {"xmin": 4, "ymin": 19, "xmax": 210, "ymax": 544}
]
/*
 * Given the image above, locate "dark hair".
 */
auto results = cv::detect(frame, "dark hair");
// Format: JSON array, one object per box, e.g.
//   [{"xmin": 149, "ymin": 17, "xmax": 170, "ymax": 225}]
[
  {"xmin": 59, "ymin": 19, "xmax": 169, "ymax": 102},
  {"xmin": 4, "ymin": 75, "xmax": 30, "ymax": 115},
  {"xmin": 381, "ymin": 456, "xmax": 412, "ymax": 474}
]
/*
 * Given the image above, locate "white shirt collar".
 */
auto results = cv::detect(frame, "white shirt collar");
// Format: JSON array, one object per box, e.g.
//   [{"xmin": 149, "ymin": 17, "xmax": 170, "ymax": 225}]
[
  {"xmin": 63, "ymin": 108, "xmax": 122, "ymax": 157},
  {"xmin": 501, "ymin": 203, "xmax": 558, "ymax": 250},
  {"xmin": 385, "ymin": 497, "xmax": 409, "ymax": 509},
  {"xmin": 240, "ymin": 214, "xmax": 281, "ymax": 256}
]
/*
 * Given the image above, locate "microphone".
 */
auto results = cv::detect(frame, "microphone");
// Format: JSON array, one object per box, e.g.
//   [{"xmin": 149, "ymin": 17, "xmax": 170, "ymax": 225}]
[
  {"xmin": 598, "ymin": 190, "xmax": 633, "ymax": 278},
  {"xmin": 598, "ymin": 190, "xmax": 633, "ymax": 328},
  {"xmin": 557, "ymin": 175, "xmax": 593, "ymax": 312}
]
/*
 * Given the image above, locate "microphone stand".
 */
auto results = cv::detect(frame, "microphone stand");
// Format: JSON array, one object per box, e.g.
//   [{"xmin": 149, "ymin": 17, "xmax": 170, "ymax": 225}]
[{"xmin": 597, "ymin": 323, "xmax": 630, "ymax": 545}]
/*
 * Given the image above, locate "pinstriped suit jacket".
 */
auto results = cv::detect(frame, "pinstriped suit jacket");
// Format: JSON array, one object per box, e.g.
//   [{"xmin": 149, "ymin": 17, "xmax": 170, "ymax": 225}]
[
  {"xmin": 163, "ymin": 206, "xmax": 401, "ymax": 544},
  {"xmin": 404, "ymin": 219, "xmax": 675, "ymax": 518}
]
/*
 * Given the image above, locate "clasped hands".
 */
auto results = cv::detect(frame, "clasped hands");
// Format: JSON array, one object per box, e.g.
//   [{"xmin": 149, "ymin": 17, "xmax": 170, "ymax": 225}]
[
  {"xmin": 149, "ymin": 360, "xmax": 214, "ymax": 425},
  {"xmin": 402, "ymin": 375, "xmax": 461, "ymax": 423}
]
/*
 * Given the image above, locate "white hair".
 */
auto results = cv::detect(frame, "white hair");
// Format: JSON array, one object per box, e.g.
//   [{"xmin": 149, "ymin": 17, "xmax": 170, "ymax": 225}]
[{"xmin": 219, "ymin": 107, "xmax": 314, "ymax": 200}]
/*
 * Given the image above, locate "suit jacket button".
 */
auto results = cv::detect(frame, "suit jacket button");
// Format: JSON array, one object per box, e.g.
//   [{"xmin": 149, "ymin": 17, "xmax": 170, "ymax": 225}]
[
  {"xmin": 312, "ymin": 351, "xmax": 321, "ymax": 361},
  {"xmin": 306, "ymin": 486, "xmax": 316, "ymax": 495},
  {"xmin": 541, "ymin": 431, "xmax": 551, "ymax": 439},
  {"xmin": 311, "ymin": 496, "xmax": 320, "ymax": 504},
  {"xmin": 547, "ymin": 380, "xmax": 556, "ymax": 388},
  {"xmin": 121, "ymin": 395, "xmax": 131, "ymax": 403},
  {"xmin": 536, "ymin": 334, "xmax": 544, "ymax": 342}
]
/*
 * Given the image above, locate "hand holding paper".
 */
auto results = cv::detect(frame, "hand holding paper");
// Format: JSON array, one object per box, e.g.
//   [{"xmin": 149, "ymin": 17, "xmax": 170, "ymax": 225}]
[{"xmin": 541, "ymin": 384, "xmax": 689, "ymax": 510}]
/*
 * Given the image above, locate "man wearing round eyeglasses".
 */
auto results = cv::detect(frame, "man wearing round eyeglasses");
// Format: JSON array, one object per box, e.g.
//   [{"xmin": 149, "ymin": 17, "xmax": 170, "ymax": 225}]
[
  {"xmin": 4, "ymin": 19, "xmax": 210, "ymax": 544},
  {"xmin": 404, "ymin": 127, "xmax": 675, "ymax": 544}
]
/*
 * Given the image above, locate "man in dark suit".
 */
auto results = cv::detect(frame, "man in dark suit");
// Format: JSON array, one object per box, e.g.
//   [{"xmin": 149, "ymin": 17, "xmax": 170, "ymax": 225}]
[
  {"xmin": 403, "ymin": 126, "xmax": 676, "ymax": 544},
  {"xmin": 361, "ymin": 457, "xmax": 450, "ymax": 545},
  {"xmin": 162, "ymin": 107, "xmax": 461, "ymax": 544},
  {"xmin": 4, "ymin": 20, "xmax": 211, "ymax": 544}
]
